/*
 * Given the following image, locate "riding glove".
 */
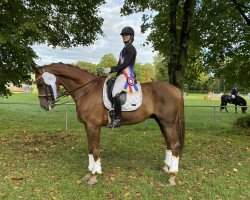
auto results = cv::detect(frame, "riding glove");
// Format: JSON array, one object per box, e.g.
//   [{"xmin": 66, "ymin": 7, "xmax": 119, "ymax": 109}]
[{"xmin": 101, "ymin": 67, "xmax": 111, "ymax": 75}]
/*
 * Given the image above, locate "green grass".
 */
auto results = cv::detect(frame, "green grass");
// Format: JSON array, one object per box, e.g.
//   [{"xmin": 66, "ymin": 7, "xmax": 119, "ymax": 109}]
[{"xmin": 0, "ymin": 93, "xmax": 249, "ymax": 199}]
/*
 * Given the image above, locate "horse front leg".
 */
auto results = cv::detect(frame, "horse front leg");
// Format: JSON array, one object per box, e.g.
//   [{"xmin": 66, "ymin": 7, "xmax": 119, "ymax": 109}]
[
  {"xmin": 83, "ymin": 123, "xmax": 102, "ymax": 185},
  {"xmin": 220, "ymin": 102, "xmax": 224, "ymax": 111},
  {"xmin": 224, "ymin": 103, "xmax": 229, "ymax": 113},
  {"xmin": 235, "ymin": 105, "xmax": 237, "ymax": 114}
]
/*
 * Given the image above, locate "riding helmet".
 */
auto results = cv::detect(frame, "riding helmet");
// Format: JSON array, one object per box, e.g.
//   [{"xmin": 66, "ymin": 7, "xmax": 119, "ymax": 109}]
[{"xmin": 120, "ymin": 27, "xmax": 134, "ymax": 36}]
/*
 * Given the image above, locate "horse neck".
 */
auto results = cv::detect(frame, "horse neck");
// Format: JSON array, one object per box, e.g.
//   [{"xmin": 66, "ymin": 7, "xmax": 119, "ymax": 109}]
[
  {"xmin": 238, "ymin": 97, "xmax": 246, "ymax": 106},
  {"xmin": 45, "ymin": 64, "xmax": 97, "ymax": 99}
]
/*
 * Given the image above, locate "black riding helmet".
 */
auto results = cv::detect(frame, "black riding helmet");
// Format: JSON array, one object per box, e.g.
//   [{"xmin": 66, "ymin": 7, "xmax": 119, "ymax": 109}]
[{"xmin": 120, "ymin": 27, "xmax": 134, "ymax": 36}]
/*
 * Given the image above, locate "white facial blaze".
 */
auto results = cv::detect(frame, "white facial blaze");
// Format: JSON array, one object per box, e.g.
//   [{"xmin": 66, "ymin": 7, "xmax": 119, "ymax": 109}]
[
  {"xmin": 42, "ymin": 72, "xmax": 57, "ymax": 99},
  {"xmin": 164, "ymin": 150, "xmax": 172, "ymax": 167},
  {"xmin": 50, "ymin": 82, "xmax": 57, "ymax": 99},
  {"xmin": 88, "ymin": 154, "xmax": 102, "ymax": 175},
  {"xmin": 170, "ymin": 156, "xmax": 179, "ymax": 172}
]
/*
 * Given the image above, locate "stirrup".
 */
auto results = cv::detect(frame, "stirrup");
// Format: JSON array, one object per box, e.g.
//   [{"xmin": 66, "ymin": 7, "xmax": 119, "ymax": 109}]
[{"xmin": 106, "ymin": 119, "xmax": 121, "ymax": 128}]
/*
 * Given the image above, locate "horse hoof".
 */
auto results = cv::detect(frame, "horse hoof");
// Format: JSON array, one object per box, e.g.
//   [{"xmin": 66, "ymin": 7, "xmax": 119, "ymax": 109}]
[
  {"xmin": 87, "ymin": 176, "xmax": 98, "ymax": 185},
  {"xmin": 168, "ymin": 180, "xmax": 176, "ymax": 187},
  {"xmin": 83, "ymin": 173, "xmax": 92, "ymax": 181},
  {"xmin": 162, "ymin": 166, "xmax": 170, "ymax": 174}
]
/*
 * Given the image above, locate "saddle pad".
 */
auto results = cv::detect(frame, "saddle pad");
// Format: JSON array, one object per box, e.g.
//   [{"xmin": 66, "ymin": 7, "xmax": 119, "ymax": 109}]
[{"xmin": 103, "ymin": 76, "xmax": 142, "ymax": 111}]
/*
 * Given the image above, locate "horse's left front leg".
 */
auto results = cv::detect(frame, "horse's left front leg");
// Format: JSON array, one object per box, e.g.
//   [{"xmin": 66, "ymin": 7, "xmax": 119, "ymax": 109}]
[
  {"xmin": 235, "ymin": 105, "xmax": 237, "ymax": 114},
  {"xmin": 83, "ymin": 123, "xmax": 102, "ymax": 185}
]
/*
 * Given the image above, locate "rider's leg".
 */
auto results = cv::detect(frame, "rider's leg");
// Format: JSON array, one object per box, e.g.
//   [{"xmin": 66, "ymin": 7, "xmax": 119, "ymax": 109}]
[{"xmin": 107, "ymin": 74, "xmax": 126, "ymax": 128}]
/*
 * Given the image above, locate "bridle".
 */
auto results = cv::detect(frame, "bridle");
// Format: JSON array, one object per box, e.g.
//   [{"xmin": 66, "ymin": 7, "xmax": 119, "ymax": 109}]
[
  {"xmin": 36, "ymin": 68, "xmax": 100, "ymax": 106},
  {"xmin": 36, "ymin": 68, "xmax": 57, "ymax": 107}
]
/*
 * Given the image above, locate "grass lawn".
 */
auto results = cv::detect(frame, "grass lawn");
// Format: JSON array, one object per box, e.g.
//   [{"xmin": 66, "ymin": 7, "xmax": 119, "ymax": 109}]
[{"xmin": 0, "ymin": 93, "xmax": 249, "ymax": 199}]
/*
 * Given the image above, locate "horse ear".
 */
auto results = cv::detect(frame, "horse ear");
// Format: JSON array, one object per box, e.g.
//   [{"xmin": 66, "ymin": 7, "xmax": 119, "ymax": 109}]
[{"xmin": 30, "ymin": 63, "xmax": 39, "ymax": 73}]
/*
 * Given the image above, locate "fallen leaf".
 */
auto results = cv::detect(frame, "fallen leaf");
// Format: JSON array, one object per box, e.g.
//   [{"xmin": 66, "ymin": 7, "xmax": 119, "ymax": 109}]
[
  {"xmin": 135, "ymin": 192, "xmax": 141, "ymax": 197},
  {"xmin": 123, "ymin": 184, "xmax": 130, "ymax": 190}
]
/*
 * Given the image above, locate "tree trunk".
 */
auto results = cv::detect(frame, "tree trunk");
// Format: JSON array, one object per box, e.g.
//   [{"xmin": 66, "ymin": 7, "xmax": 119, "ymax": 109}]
[
  {"xmin": 231, "ymin": 0, "xmax": 250, "ymax": 26},
  {"xmin": 168, "ymin": 0, "xmax": 179, "ymax": 86},
  {"xmin": 168, "ymin": 0, "xmax": 196, "ymax": 90}
]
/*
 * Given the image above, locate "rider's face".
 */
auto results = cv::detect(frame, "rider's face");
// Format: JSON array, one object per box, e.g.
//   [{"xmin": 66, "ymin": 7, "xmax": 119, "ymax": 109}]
[{"xmin": 122, "ymin": 34, "xmax": 131, "ymax": 43}]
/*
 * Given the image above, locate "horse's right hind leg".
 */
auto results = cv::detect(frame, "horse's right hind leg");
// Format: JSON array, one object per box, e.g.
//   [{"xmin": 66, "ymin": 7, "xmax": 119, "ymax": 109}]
[{"xmin": 156, "ymin": 119, "xmax": 181, "ymax": 186}]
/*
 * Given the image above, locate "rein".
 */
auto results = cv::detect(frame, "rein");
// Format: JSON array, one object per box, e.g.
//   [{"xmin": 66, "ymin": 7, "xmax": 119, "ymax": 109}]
[{"xmin": 54, "ymin": 77, "xmax": 100, "ymax": 104}]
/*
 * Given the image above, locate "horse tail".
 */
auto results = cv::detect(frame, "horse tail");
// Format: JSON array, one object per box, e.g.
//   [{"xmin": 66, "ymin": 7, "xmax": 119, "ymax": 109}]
[{"xmin": 177, "ymin": 99, "xmax": 185, "ymax": 156}]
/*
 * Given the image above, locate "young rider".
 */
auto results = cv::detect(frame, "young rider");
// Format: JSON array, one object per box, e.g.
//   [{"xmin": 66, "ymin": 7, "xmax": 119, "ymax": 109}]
[{"xmin": 102, "ymin": 27, "xmax": 137, "ymax": 128}]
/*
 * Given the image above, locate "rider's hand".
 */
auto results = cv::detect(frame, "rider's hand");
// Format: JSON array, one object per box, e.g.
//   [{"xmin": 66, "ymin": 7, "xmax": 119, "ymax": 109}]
[{"xmin": 101, "ymin": 67, "xmax": 111, "ymax": 75}]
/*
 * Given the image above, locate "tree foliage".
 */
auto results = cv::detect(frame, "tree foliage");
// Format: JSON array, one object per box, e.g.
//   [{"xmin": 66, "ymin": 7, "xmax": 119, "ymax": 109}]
[
  {"xmin": 135, "ymin": 63, "xmax": 155, "ymax": 82},
  {"xmin": 122, "ymin": 0, "xmax": 250, "ymax": 90},
  {"xmin": 0, "ymin": 0, "xmax": 105, "ymax": 97},
  {"xmin": 75, "ymin": 61, "xmax": 98, "ymax": 74},
  {"xmin": 153, "ymin": 54, "xmax": 168, "ymax": 82},
  {"xmin": 97, "ymin": 53, "xmax": 117, "ymax": 68}
]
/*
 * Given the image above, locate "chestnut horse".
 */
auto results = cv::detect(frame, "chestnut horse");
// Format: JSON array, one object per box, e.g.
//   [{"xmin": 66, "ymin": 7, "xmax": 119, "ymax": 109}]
[{"xmin": 32, "ymin": 63, "xmax": 185, "ymax": 186}]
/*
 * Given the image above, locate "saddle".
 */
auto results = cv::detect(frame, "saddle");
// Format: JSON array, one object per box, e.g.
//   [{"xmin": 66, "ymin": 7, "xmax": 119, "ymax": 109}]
[{"xmin": 103, "ymin": 76, "xmax": 142, "ymax": 111}]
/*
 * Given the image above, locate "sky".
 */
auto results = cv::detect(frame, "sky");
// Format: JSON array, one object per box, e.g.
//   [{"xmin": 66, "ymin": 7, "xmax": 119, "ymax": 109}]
[{"xmin": 32, "ymin": 0, "xmax": 156, "ymax": 66}]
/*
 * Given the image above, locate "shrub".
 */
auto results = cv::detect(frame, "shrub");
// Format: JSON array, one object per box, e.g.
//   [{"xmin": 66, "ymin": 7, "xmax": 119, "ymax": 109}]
[{"xmin": 234, "ymin": 114, "xmax": 250, "ymax": 129}]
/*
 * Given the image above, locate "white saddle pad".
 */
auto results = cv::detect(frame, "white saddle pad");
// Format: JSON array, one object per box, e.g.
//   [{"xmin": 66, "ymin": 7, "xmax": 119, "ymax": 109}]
[{"xmin": 103, "ymin": 76, "xmax": 142, "ymax": 111}]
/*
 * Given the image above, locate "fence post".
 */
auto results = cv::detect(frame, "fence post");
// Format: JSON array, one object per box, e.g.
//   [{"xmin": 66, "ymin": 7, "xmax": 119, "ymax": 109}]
[
  {"xmin": 65, "ymin": 104, "xmax": 68, "ymax": 132},
  {"xmin": 213, "ymin": 106, "xmax": 216, "ymax": 123}
]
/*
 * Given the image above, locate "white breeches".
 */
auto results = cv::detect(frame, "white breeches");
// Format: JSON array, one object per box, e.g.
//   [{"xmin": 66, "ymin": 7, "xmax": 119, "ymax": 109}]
[{"xmin": 112, "ymin": 74, "xmax": 127, "ymax": 97}]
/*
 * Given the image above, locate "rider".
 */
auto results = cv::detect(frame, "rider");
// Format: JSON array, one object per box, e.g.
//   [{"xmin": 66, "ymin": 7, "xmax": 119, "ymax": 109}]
[
  {"xmin": 102, "ymin": 26, "xmax": 137, "ymax": 128},
  {"xmin": 231, "ymin": 84, "xmax": 239, "ymax": 99}
]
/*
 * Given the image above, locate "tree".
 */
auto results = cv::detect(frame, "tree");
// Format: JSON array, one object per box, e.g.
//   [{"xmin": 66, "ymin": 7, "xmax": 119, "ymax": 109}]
[
  {"xmin": 194, "ymin": 0, "xmax": 250, "ymax": 90},
  {"xmin": 153, "ymin": 54, "xmax": 168, "ymax": 82},
  {"xmin": 75, "ymin": 61, "xmax": 98, "ymax": 75},
  {"xmin": 139, "ymin": 63, "xmax": 155, "ymax": 82},
  {"xmin": 121, "ymin": 0, "xmax": 250, "ymax": 90},
  {"xmin": 122, "ymin": 0, "xmax": 196, "ymax": 90},
  {"xmin": 97, "ymin": 53, "xmax": 117, "ymax": 68},
  {"xmin": 0, "ymin": 0, "xmax": 105, "ymax": 97}
]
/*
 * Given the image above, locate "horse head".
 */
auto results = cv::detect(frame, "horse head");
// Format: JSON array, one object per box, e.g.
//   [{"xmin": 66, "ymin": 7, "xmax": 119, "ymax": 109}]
[
  {"xmin": 237, "ymin": 96, "xmax": 247, "ymax": 114},
  {"xmin": 242, "ymin": 104, "xmax": 247, "ymax": 114},
  {"xmin": 31, "ymin": 64, "xmax": 60, "ymax": 111}
]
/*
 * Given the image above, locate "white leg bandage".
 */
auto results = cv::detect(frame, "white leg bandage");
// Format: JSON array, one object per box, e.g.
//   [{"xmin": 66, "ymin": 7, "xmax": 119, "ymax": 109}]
[
  {"xmin": 88, "ymin": 154, "xmax": 94, "ymax": 171},
  {"xmin": 92, "ymin": 159, "xmax": 102, "ymax": 174},
  {"xmin": 88, "ymin": 154, "xmax": 102, "ymax": 174},
  {"xmin": 164, "ymin": 150, "xmax": 172, "ymax": 167},
  {"xmin": 170, "ymin": 156, "xmax": 179, "ymax": 172}
]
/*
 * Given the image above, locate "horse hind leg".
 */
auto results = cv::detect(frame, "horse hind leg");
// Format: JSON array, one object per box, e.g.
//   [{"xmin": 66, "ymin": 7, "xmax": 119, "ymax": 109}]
[{"xmin": 156, "ymin": 118, "xmax": 183, "ymax": 186}]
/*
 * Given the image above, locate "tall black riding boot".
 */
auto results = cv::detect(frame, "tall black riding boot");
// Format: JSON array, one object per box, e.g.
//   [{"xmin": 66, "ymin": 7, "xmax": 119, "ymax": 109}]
[{"xmin": 106, "ymin": 94, "xmax": 121, "ymax": 128}]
